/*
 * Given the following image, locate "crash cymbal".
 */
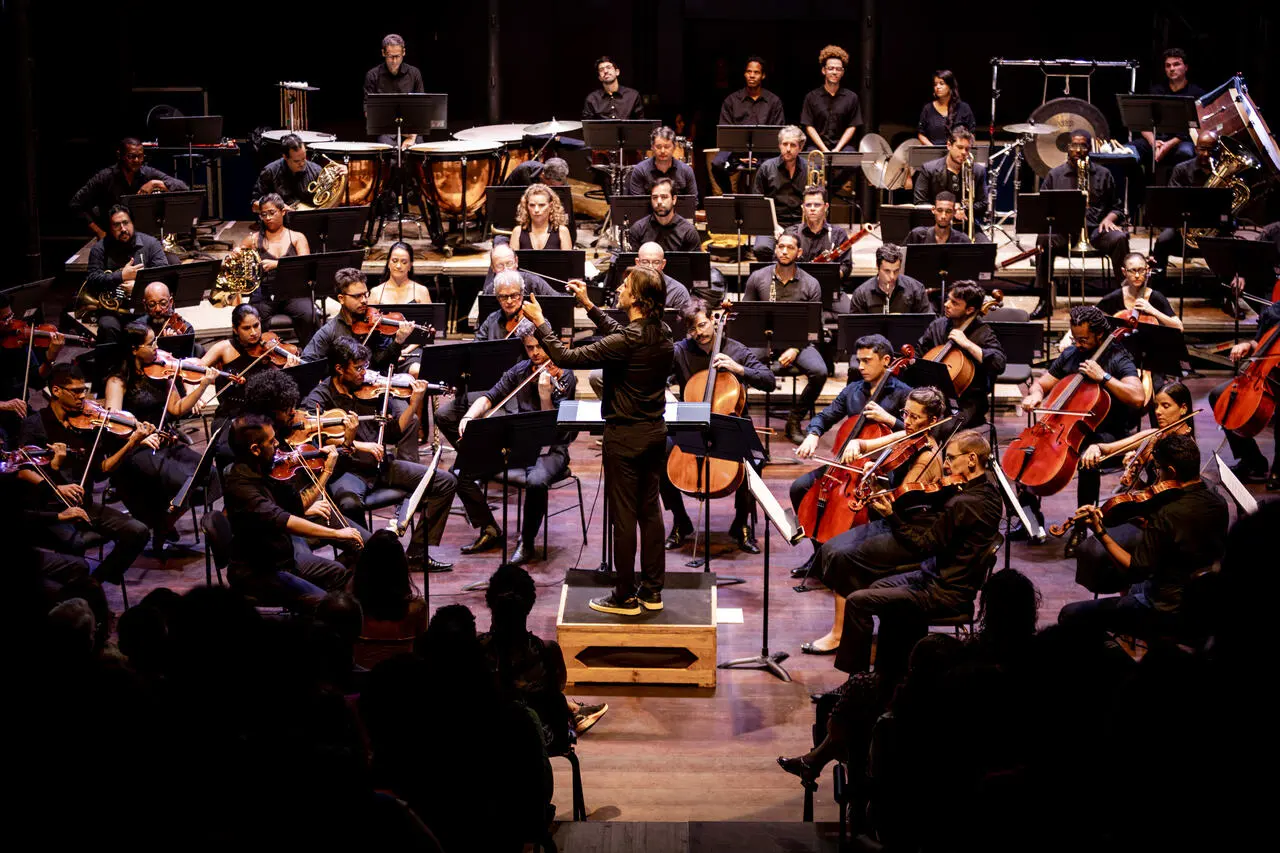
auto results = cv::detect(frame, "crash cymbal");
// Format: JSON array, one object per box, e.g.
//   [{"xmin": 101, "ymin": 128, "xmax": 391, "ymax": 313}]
[
  {"xmin": 1002, "ymin": 121, "xmax": 1057, "ymax": 135},
  {"xmin": 1023, "ymin": 98, "xmax": 1111, "ymax": 177},
  {"xmin": 454, "ymin": 123, "xmax": 530, "ymax": 144},
  {"xmin": 524, "ymin": 118, "xmax": 583, "ymax": 136},
  {"xmin": 858, "ymin": 133, "xmax": 893, "ymax": 189}
]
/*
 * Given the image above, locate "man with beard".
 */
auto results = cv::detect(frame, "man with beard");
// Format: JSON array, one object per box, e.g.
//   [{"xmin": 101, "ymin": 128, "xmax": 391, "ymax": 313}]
[
  {"xmin": 911, "ymin": 126, "xmax": 989, "ymax": 241},
  {"xmin": 626, "ymin": 127, "xmax": 696, "ymax": 199},
  {"xmin": 364, "ymin": 34, "xmax": 426, "ymax": 148},
  {"xmin": 625, "ymin": 178, "xmax": 699, "ymax": 253},
  {"xmin": 84, "ymin": 205, "xmax": 170, "ymax": 344},
  {"xmin": 582, "ymin": 55, "xmax": 644, "ymax": 120}
]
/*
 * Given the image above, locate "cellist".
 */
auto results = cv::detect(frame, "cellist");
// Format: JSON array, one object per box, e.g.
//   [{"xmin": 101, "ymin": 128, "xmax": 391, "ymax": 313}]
[
  {"xmin": 1207, "ymin": 298, "xmax": 1280, "ymax": 490},
  {"xmin": 659, "ymin": 298, "xmax": 776, "ymax": 554},
  {"xmin": 791, "ymin": 334, "xmax": 911, "ymax": 576},
  {"xmin": 1019, "ymin": 305, "xmax": 1145, "ymax": 556},
  {"xmin": 913, "ymin": 280, "xmax": 1006, "ymax": 428}
]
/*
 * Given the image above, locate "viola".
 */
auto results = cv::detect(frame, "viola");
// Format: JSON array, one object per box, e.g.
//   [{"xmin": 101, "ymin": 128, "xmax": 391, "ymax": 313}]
[
  {"xmin": 270, "ymin": 443, "xmax": 350, "ymax": 481},
  {"xmin": 1048, "ymin": 478, "xmax": 1198, "ymax": 536},
  {"xmin": 350, "ymin": 309, "xmax": 436, "ymax": 341},
  {"xmin": 667, "ymin": 310, "xmax": 747, "ymax": 499},
  {"xmin": 1213, "ymin": 320, "xmax": 1280, "ymax": 438},
  {"xmin": 157, "ymin": 311, "xmax": 193, "ymax": 337},
  {"xmin": 796, "ymin": 347, "xmax": 914, "ymax": 543},
  {"xmin": 65, "ymin": 400, "xmax": 180, "ymax": 443},
  {"xmin": 864, "ymin": 473, "xmax": 969, "ymax": 508},
  {"xmin": 1001, "ymin": 316, "xmax": 1137, "ymax": 496},
  {"xmin": 245, "ymin": 332, "xmax": 302, "ymax": 368},
  {"xmin": 144, "ymin": 350, "xmax": 245, "ymax": 385},
  {"xmin": 1116, "ymin": 413, "xmax": 1196, "ymax": 490},
  {"xmin": 0, "ymin": 318, "xmax": 93, "ymax": 349},
  {"xmin": 287, "ymin": 408, "xmax": 381, "ymax": 446}
]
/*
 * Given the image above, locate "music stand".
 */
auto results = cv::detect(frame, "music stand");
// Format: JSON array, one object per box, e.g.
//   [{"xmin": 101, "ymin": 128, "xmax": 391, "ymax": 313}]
[
  {"xmin": 515, "ymin": 250, "xmax": 586, "ymax": 285},
  {"xmin": 749, "ymin": 261, "xmax": 843, "ymax": 313},
  {"xmin": 485, "ymin": 185, "xmax": 576, "ymax": 237},
  {"xmin": 364, "ymin": 93, "xmax": 448, "ymax": 242},
  {"xmin": 1126, "ymin": 323, "xmax": 1188, "ymax": 383},
  {"xmin": 122, "ymin": 191, "xmax": 204, "ymax": 245},
  {"xmin": 272, "ymin": 249, "xmax": 367, "ymax": 320},
  {"xmin": 283, "ymin": 358, "xmax": 329, "ymax": 398},
  {"xmin": 1116, "ymin": 94, "xmax": 1200, "ymax": 174},
  {"xmin": 900, "ymin": 356, "xmax": 957, "ymax": 403},
  {"xmin": 132, "ymin": 260, "xmax": 219, "ymax": 312},
  {"xmin": 1195, "ymin": 235, "xmax": 1279, "ymax": 343},
  {"xmin": 1017, "ymin": 191, "xmax": 1086, "ymax": 306},
  {"xmin": 153, "ymin": 116, "xmax": 224, "ymax": 187},
  {"xmin": 285, "ymin": 207, "xmax": 370, "ymax": 253},
  {"xmin": 609, "ymin": 252, "xmax": 712, "ymax": 295},
  {"xmin": 609, "ymin": 195, "xmax": 698, "ymax": 230},
  {"xmin": 1145, "ymin": 186, "xmax": 1234, "ymax": 317},
  {"xmin": 2, "ymin": 278, "xmax": 53, "ymax": 322},
  {"xmin": 903, "ymin": 242, "xmax": 998, "ymax": 306},
  {"xmin": 715, "ymin": 125, "xmax": 785, "ymax": 185},
  {"xmin": 370, "ymin": 303, "xmax": 448, "ymax": 346},
  {"xmin": 704, "ymin": 195, "xmax": 778, "ymax": 293},
  {"xmin": 477, "ymin": 294, "xmax": 576, "ymax": 339},
  {"xmin": 879, "ymin": 204, "xmax": 935, "ymax": 245},
  {"xmin": 416, "ymin": 338, "xmax": 525, "ymax": 396},
  {"xmin": 731, "ymin": 301, "xmax": 819, "ymax": 432},
  {"xmin": 835, "ymin": 314, "xmax": 935, "ymax": 357}
]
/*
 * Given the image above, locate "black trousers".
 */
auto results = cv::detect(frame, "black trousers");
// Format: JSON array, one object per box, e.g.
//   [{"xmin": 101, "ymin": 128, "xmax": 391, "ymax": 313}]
[
  {"xmin": 752, "ymin": 344, "xmax": 827, "ymax": 421},
  {"xmin": 1076, "ymin": 429, "xmax": 1125, "ymax": 508},
  {"xmin": 1208, "ymin": 380, "xmax": 1276, "ymax": 473},
  {"xmin": 229, "ymin": 536, "xmax": 353, "ymax": 610},
  {"xmin": 659, "ymin": 437, "xmax": 758, "ymax": 530},
  {"xmin": 603, "ymin": 421, "xmax": 667, "ymax": 599},
  {"xmin": 1035, "ymin": 227, "xmax": 1130, "ymax": 292},
  {"xmin": 40, "ymin": 501, "xmax": 149, "ymax": 585},
  {"xmin": 835, "ymin": 569, "xmax": 966, "ymax": 678},
  {"xmin": 330, "ymin": 460, "xmax": 457, "ymax": 547},
  {"xmin": 37, "ymin": 547, "xmax": 91, "ymax": 589},
  {"xmin": 112, "ymin": 443, "xmax": 202, "ymax": 530},
  {"xmin": 94, "ymin": 310, "xmax": 138, "ymax": 346},
  {"xmin": 1058, "ymin": 593, "xmax": 1182, "ymax": 643},
  {"xmin": 1074, "ymin": 523, "xmax": 1142, "ymax": 595},
  {"xmin": 250, "ymin": 289, "xmax": 319, "ymax": 347}
]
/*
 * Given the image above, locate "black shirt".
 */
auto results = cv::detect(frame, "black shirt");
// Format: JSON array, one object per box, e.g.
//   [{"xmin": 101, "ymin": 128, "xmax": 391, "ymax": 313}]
[
  {"xmin": 85, "ymin": 233, "xmax": 170, "ymax": 296},
  {"xmin": 69, "ymin": 164, "xmax": 189, "ymax": 231},
  {"xmin": 1148, "ymin": 81, "xmax": 1207, "ymax": 142},
  {"xmin": 752, "ymin": 156, "xmax": 807, "ymax": 224},
  {"xmin": 719, "ymin": 88, "xmax": 785, "ymax": 126},
  {"xmin": 1169, "ymin": 159, "xmax": 1212, "ymax": 188},
  {"xmin": 364, "ymin": 62, "xmax": 425, "ymax": 95},
  {"xmin": 913, "ymin": 157, "xmax": 989, "ymax": 222},
  {"xmin": 848, "ymin": 276, "xmax": 933, "ymax": 315},
  {"xmin": 916, "ymin": 316, "xmax": 1007, "ymax": 407},
  {"xmin": 301, "ymin": 313, "xmax": 405, "ymax": 371},
  {"xmin": 659, "ymin": 275, "xmax": 692, "ymax": 313},
  {"xmin": 481, "ymin": 359, "xmax": 579, "ymax": 449},
  {"xmin": 916, "ymin": 100, "xmax": 977, "ymax": 145},
  {"xmin": 1042, "ymin": 161, "xmax": 1125, "ymax": 228},
  {"xmin": 301, "ymin": 377, "xmax": 408, "ymax": 476},
  {"xmin": 223, "ymin": 461, "xmax": 303, "ymax": 575},
  {"xmin": 670, "ymin": 337, "xmax": 775, "ymax": 395},
  {"xmin": 1255, "ymin": 300, "xmax": 1280, "ymax": 340},
  {"xmin": 503, "ymin": 160, "xmax": 548, "ymax": 187},
  {"xmin": 808, "ymin": 375, "xmax": 911, "ymax": 436},
  {"xmin": 797, "ymin": 222, "xmax": 851, "ymax": 277},
  {"xmin": 904, "ymin": 225, "xmax": 971, "ymax": 245},
  {"xmin": 626, "ymin": 214, "xmax": 700, "ymax": 254},
  {"xmin": 800, "ymin": 87, "xmax": 863, "ymax": 149},
  {"xmin": 1129, "ymin": 480, "xmax": 1227, "ymax": 613},
  {"xmin": 253, "ymin": 158, "xmax": 323, "ymax": 207},
  {"xmin": 475, "ymin": 307, "xmax": 524, "ymax": 342},
  {"xmin": 1047, "ymin": 338, "xmax": 1141, "ymax": 435},
  {"xmin": 743, "ymin": 264, "xmax": 821, "ymax": 303},
  {"xmin": 626, "ymin": 158, "xmax": 697, "ymax": 199},
  {"xmin": 18, "ymin": 408, "xmax": 115, "ymax": 504},
  {"xmin": 582, "ymin": 86, "xmax": 644, "ymax": 120},
  {"xmin": 535, "ymin": 306, "xmax": 672, "ymax": 426},
  {"xmin": 1098, "ymin": 288, "xmax": 1176, "ymax": 320}
]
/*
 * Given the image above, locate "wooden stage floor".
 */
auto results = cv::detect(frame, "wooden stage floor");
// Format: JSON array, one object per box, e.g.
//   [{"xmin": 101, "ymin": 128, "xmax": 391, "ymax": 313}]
[{"xmin": 96, "ymin": 376, "xmax": 1273, "ymax": 824}]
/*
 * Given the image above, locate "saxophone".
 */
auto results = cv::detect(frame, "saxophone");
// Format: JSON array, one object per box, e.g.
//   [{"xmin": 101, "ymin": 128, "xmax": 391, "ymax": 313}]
[
  {"xmin": 210, "ymin": 248, "xmax": 262, "ymax": 308},
  {"xmin": 961, "ymin": 153, "xmax": 975, "ymax": 240},
  {"xmin": 1073, "ymin": 154, "xmax": 1091, "ymax": 252}
]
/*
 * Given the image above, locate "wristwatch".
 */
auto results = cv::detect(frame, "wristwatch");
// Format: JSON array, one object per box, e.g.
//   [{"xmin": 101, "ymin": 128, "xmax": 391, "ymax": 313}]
[{"xmin": 1101, "ymin": 371, "xmax": 1112, "ymax": 383}]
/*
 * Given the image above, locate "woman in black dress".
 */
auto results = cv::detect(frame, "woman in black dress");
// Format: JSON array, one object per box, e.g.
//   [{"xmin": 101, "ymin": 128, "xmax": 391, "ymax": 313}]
[{"xmin": 916, "ymin": 69, "xmax": 976, "ymax": 145}]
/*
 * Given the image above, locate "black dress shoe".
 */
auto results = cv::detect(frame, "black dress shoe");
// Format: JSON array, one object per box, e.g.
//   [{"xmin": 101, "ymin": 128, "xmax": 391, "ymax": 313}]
[
  {"xmin": 776, "ymin": 756, "xmax": 819, "ymax": 788},
  {"xmin": 730, "ymin": 524, "xmax": 761, "ymax": 554},
  {"xmin": 1063, "ymin": 523, "xmax": 1086, "ymax": 558},
  {"xmin": 510, "ymin": 541, "xmax": 535, "ymax": 565},
  {"xmin": 1229, "ymin": 461, "xmax": 1269, "ymax": 484},
  {"xmin": 785, "ymin": 417, "xmax": 807, "ymax": 446},
  {"xmin": 460, "ymin": 526, "xmax": 502, "ymax": 554},
  {"xmin": 664, "ymin": 523, "xmax": 693, "ymax": 550},
  {"xmin": 800, "ymin": 642, "xmax": 837, "ymax": 655},
  {"xmin": 424, "ymin": 556, "xmax": 453, "ymax": 573},
  {"xmin": 790, "ymin": 551, "xmax": 816, "ymax": 579},
  {"xmin": 1029, "ymin": 300, "xmax": 1050, "ymax": 321}
]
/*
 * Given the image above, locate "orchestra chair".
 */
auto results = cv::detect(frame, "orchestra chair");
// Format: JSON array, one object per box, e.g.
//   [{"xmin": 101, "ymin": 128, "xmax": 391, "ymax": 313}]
[
  {"xmin": 985, "ymin": 308, "xmax": 1040, "ymax": 445},
  {"xmin": 357, "ymin": 486, "xmax": 413, "ymax": 535},
  {"xmin": 925, "ymin": 534, "xmax": 1004, "ymax": 637},
  {"xmin": 487, "ymin": 469, "xmax": 586, "ymax": 560},
  {"xmin": 202, "ymin": 508, "xmax": 232, "ymax": 587}
]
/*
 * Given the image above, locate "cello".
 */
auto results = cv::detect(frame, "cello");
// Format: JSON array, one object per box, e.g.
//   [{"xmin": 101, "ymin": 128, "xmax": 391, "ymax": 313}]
[
  {"xmin": 919, "ymin": 289, "xmax": 1003, "ymax": 396},
  {"xmin": 1001, "ymin": 315, "xmax": 1137, "ymax": 496},
  {"xmin": 796, "ymin": 347, "xmax": 913, "ymax": 542},
  {"xmin": 667, "ymin": 309, "xmax": 747, "ymax": 499},
  {"xmin": 1213, "ymin": 320, "xmax": 1280, "ymax": 438}
]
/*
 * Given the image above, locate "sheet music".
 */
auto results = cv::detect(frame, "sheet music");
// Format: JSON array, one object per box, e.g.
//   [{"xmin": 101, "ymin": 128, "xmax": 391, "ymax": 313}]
[
  {"xmin": 744, "ymin": 464, "xmax": 805, "ymax": 544},
  {"xmin": 1215, "ymin": 453, "xmax": 1259, "ymax": 516},
  {"xmin": 991, "ymin": 461, "xmax": 1037, "ymax": 537}
]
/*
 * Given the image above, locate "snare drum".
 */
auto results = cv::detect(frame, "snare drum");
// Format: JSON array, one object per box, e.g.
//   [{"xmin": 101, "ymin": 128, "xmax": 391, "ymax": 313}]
[
  {"xmin": 409, "ymin": 141, "xmax": 500, "ymax": 218},
  {"xmin": 308, "ymin": 141, "xmax": 392, "ymax": 206},
  {"xmin": 454, "ymin": 124, "xmax": 531, "ymax": 180}
]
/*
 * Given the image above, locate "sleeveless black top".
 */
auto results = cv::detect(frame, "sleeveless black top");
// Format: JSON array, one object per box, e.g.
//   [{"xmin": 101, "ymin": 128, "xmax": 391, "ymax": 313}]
[{"xmin": 518, "ymin": 228, "xmax": 562, "ymax": 251}]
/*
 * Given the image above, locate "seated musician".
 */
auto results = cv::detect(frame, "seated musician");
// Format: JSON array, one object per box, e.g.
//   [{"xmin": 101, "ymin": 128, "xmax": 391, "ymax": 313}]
[
  {"xmin": 85, "ymin": 204, "xmax": 169, "ymax": 344},
  {"xmin": 625, "ymin": 178, "xmax": 700, "ymax": 254},
  {"xmin": 140, "ymin": 282, "xmax": 195, "ymax": 340},
  {"xmin": 1132, "ymin": 48, "xmax": 1205, "ymax": 175},
  {"xmin": 504, "ymin": 156, "xmax": 569, "ymax": 189},
  {"xmin": 790, "ymin": 334, "xmax": 911, "ymax": 574},
  {"xmin": 911, "ymin": 126, "xmax": 989, "ymax": 242},
  {"xmin": 832, "ymin": 429, "xmax": 1003, "ymax": 676},
  {"xmin": 300, "ymin": 340, "xmax": 456, "ymax": 571},
  {"xmin": 1151, "ymin": 130, "xmax": 1219, "ymax": 287},
  {"xmin": 915, "ymin": 281, "xmax": 1006, "ymax": 428},
  {"xmin": 800, "ymin": 45, "xmax": 862, "ymax": 192},
  {"xmin": 202, "ymin": 304, "xmax": 301, "ymax": 426},
  {"xmin": 455, "ymin": 325, "xmax": 578, "ymax": 565},
  {"xmin": 1019, "ymin": 305, "xmax": 1146, "ymax": 557},
  {"xmin": 481, "ymin": 245, "xmax": 557, "ymax": 296},
  {"xmin": 743, "ymin": 232, "xmax": 828, "ymax": 444},
  {"xmin": 659, "ymin": 298, "xmax": 776, "ymax": 554},
  {"xmin": 915, "ymin": 69, "xmax": 976, "ymax": 146},
  {"xmin": 1207, "ymin": 298, "xmax": 1280, "ymax": 489},
  {"xmin": 370, "ymin": 241, "xmax": 433, "ymax": 305},
  {"xmin": 70, "ymin": 137, "xmax": 189, "ymax": 239},
  {"xmin": 903, "ymin": 191, "xmax": 971, "ymax": 246},
  {"xmin": 302, "ymin": 268, "xmax": 415, "ymax": 370},
  {"xmin": 364, "ymin": 34, "xmax": 425, "ymax": 148},
  {"xmin": 582, "ymin": 55, "xmax": 644, "ymax": 120},
  {"xmin": 795, "ymin": 185, "xmax": 851, "ymax": 278},
  {"xmin": 752, "ymin": 125, "xmax": 807, "ymax": 261},
  {"xmin": 1098, "ymin": 253, "xmax": 1183, "ymax": 331},
  {"xmin": 252, "ymin": 133, "xmax": 331, "ymax": 211},
  {"xmin": 626, "ymin": 127, "xmax": 696, "ymax": 199},
  {"xmin": 476, "ymin": 270, "xmax": 534, "ymax": 341},
  {"xmin": 103, "ymin": 321, "xmax": 218, "ymax": 550},
  {"xmin": 848, "ymin": 244, "xmax": 932, "ymax": 315},
  {"xmin": 237, "ymin": 193, "xmax": 318, "ymax": 346},
  {"xmin": 223, "ymin": 414, "xmax": 363, "ymax": 608},
  {"xmin": 510, "ymin": 183, "xmax": 573, "ymax": 251},
  {"xmin": 711, "ymin": 56, "xmax": 785, "ymax": 194},
  {"xmin": 15, "ymin": 363, "xmax": 150, "ymax": 589},
  {"xmin": 0, "ymin": 293, "xmax": 65, "ymax": 448},
  {"xmin": 1035, "ymin": 130, "xmax": 1130, "ymax": 297},
  {"xmin": 801, "ymin": 386, "xmax": 947, "ymax": 654},
  {"xmin": 1059, "ymin": 433, "xmax": 1227, "ymax": 642}
]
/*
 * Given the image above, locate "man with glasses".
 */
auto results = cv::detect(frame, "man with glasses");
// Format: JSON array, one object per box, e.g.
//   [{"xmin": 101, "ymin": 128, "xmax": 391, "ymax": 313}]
[
  {"xmin": 14, "ymin": 363, "xmax": 150, "ymax": 590},
  {"xmin": 903, "ymin": 191, "xmax": 971, "ymax": 246},
  {"xmin": 70, "ymin": 137, "xmax": 188, "ymax": 238},
  {"xmin": 141, "ymin": 281, "xmax": 198, "ymax": 348},
  {"xmin": 364, "ymin": 34, "xmax": 426, "ymax": 148},
  {"xmin": 1097, "ymin": 253, "xmax": 1182, "ymax": 330},
  {"xmin": 302, "ymin": 267, "xmax": 415, "ymax": 369},
  {"xmin": 475, "ymin": 271, "xmax": 531, "ymax": 341},
  {"xmin": 480, "ymin": 245, "xmax": 556, "ymax": 297},
  {"xmin": 84, "ymin": 204, "xmax": 170, "ymax": 345},
  {"xmin": 795, "ymin": 185, "xmax": 852, "ymax": 278}
]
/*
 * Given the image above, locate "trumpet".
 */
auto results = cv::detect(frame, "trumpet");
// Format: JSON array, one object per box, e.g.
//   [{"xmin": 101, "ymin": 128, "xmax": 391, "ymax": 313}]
[
  {"xmin": 961, "ymin": 153, "xmax": 975, "ymax": 240},
  {"xmin": 806, "ymin": 150, "xmax": 826, "ymax": 188}
]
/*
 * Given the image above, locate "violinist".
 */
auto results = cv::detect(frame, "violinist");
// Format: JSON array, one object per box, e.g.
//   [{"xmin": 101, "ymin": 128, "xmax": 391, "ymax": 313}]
[
  {"xmin": 1020, "ymin": 305, "xmax": 1145, "ymax": 556},
  {"xmin": 795, "ymin": 186, "xmax": 852, "ymax": 279},
  {"xmin": 239, "ymin": 193, "xmax": 318, "ymax": 346},
  {"xmin": 0, "ymin": 293, "xmax": 65, "ymax": 448},
  {"xmin": 1058, "ymin": 433, "xmax": 1228, "ymax": 642},
  {"xmin": 475, "ymin": 270, "xmax": 530, "ymax": 341},
  {"xmin": 802, "ymin": 386, "xmax": 947, "ymax": 655},
  {"xmin": 1097, "ymin": 254, "xmax": 1183, "ymax": 331},
  {"xmin": 456, "ymin": 329, "xmax": 577, "ymax": 565},
  {"xmin": 832, "ymin": 430, "xmax": 1003, "ymax": 676},
  {"xmin": 1207, "ymin": 298, "xmax": 1280, "ymax": 489},
  {"xmin": 301, "ymin": 268, "xmax": 415, "ymax": 370},
  {"xmin": 659, "ymin": 299, "xmax": 776, "ymax": 554},
  {"xmin": 790, "ymin": 334, "xmax": 911, "ymax": 574},
  {"xmin": 15, "ymin": 363, "xmax": 149, "ymax": 589},
  {"xmin": 300, "ymin": 340, "xmax": 456, "ymax": 572},
  {"xmin": 201, "ymin": 305, "xmax": 298, "ymax": 430},
  {"xmin": 914, "ymin": 280, "xmax": 1006, "ymax": 428},
  {"xmin": 141, "ymin": 282, "xmax": 197, "ymax": 344},
  {"xmin": 103, "ymin": 322, "xmax": 218, "ymax": 548}
]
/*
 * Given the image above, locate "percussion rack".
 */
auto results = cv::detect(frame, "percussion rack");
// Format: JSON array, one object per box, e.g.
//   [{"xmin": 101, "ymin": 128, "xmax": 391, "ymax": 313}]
[
  {"xmin": 278, "ymin": 81, "xmax": 319, "ymax": 131},
  {"xmin": 988, "ymin": 59, "xmax": 1139, "ymax": 145}
]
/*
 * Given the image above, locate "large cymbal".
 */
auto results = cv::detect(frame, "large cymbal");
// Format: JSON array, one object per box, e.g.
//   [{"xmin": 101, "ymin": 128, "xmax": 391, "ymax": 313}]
[
  {"xmin": 858, "ymin": 133, "xmax": 894, "ymax": 188},
  {"xmin": 1003, "ymin": 121, "xmax": 1057, "ymax": 135},
  {"xmin": 524, "ymin": 118, "xmax": 583, "ymax": 136},
  {"xmin": 1024, "ymin": 98, "xmax": 1110, "ymax": 177}
]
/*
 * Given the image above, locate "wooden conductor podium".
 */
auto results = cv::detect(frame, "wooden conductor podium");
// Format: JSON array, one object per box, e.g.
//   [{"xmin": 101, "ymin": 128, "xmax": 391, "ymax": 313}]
[{"xmin": 556, "ymin": 570, "xmax": 718, "ymax": 688}]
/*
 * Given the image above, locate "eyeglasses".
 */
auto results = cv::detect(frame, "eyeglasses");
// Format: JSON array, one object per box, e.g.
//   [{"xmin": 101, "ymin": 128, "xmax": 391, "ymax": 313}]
[
  {"xmin": 59, "ymin": 386, "xmax": 89, "ymax": 397},
  {"xmin": 1123, "ymin": 267, "xmax": 1149, "ymax": 275},
  {"xmin": 342, "ymin": 290, "xmax": 370, "ymax": 301},
  {"xmin": 944, "ymin": 452, "xmax": 972, "ymax": 461},
  {"xmin": 496, "ymin": 292, "xmax": 522, "ymax": 302}
]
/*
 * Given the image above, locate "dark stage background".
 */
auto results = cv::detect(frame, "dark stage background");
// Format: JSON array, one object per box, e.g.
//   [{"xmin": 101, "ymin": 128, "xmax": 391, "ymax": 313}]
[{"xmin": 3, "ymin": 0, "xmax": 1275, "ymax": 279}]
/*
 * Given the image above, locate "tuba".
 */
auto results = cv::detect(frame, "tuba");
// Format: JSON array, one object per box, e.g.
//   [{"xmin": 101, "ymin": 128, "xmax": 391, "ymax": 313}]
[
  {"xmin": 1185, "ymin": 136, "xmax": 1260, "ymax": 248},
  {"xmin": 307, "ymin": 155, "xmax": 347, "ymax": 209},
  {"xmin": 806, "ymin": 150, "xmax": 826, "ymax": 188},
  {"xmin": 961, "ymin": 153, "xmax": 975, "ymax": 240},
  {"xmin": 210, "ymin": 248, "xmax": 262, "ymax": 308}
]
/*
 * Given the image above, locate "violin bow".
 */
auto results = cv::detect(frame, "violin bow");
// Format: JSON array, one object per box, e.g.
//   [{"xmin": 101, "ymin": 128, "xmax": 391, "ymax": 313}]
[
  {"xmin": 843, "ymin": 416, "xmax": 956, "ymax": 464},
  {"xmin": 1093, "ymin": 410, "xmax": 1200, "ymax": 465},
  {"xmin": 20, "ymin": 447, "xmax": 75, "ymax": 509},
  {"xmin": 150, "ymin": 356, "xmax": 183, "ymax": 454},
  {"xmin": 20, "ymin": 318, "xmax": 36, "ymax": 407},
  {"xmin": 78, "ymin": 415, "xmax": 110, "ymax": 492}
]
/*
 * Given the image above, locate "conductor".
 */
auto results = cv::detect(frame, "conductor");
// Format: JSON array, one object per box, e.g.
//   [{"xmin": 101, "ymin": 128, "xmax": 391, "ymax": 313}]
[{"xmin": 521, "ymin": 267, "xmax": 674, "ymax": 616}]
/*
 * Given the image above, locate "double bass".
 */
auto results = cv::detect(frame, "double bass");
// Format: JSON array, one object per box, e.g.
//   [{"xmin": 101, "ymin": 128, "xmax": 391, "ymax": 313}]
[
  {"xmin": 1212, "ymin": 319, "xmax": 1280, "ymax": 437},
  {"xmin": 1001, "ymin": 316, "xmax": 1137, "ymax": 496},
  {"xmin": 666, "ymin": 309, "xmax": 746, "ymax": 498}
]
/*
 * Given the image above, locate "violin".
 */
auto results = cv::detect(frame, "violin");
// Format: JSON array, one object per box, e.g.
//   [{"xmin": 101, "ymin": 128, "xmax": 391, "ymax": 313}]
[
  {"xmin": 245, "ymin": 332, "xmax": 302, "ymax": 368},
  {"xmin": 286, "ymin": 408, "xmax": 381, "ymax": 446},
  {"xmin": 0, "ymin": 445, "xmax": 82, "ymax": 475},
  {"xmin": 1212, "ymin": 320, "xmax": 1280, "ymax": 438},
  {"xmin": 143, "ymin": 350, "xmax": 245, "ymax": 386},
  {"xmin": 916, "ymin": 289, "xmax": 1003, "ymax": 397},
  {"xmin": 667, "ymin": 309, "xmax": 746, "ymax": 499},
  {"xmin": 351, "ymin": 370, "xmax": 451, "ymax": 400},
  {"xmin": 796, "ymin": 347, "xmax": 914, "ymax": 543},
  {"xmin": 863, "ymin": 473, "xmax": 969, "ymax": 509},
  {"xmin": 1048, "ymin": 478, "xmax": 1198, "ymax": 537},
  {"xmin": 158, "ymin": 311, "xmax": 193, "ymax": 337},
  {"xmin": 1001, "ymin": 315, "xmax": 1137, "ymax": 496},
  {"xmin": 65, "ymin": 400, "xmax": 180, "ymax": 443},
  {"xmin": 1116, "ymin": 413, "xmax": 1196, "ymax": 490},
  {"xmin": 0, "ymin": 318, "xmax": 93, "ymax": 349},
  {"xmin": 270, "ymin": 443, "xmax": 350, "ymax": 481},
  {"xmin": 350, "ymin": 309, "xmax": 436, "ymax": 342}
]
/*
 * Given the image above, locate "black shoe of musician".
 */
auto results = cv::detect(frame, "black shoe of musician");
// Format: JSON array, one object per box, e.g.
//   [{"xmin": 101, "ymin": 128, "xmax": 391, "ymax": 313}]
[
  {"xmin": 730, "ymin": 524, "xmax": 761, "ymax": 554},
  {"xmin": 461, "ymin": 525, "xmax": 503, "ymax": 554},
  {"xmin": 638, "ymin": 588, "xmax": 663, "ymax": 611},
  {"xmin": 1029, "ymin": 300, "xmax": 1050, "ymax": 321},
  {"xmin": 665, "ymin": 521, "xmax": 694, "ymax": 550},
  {"xmin": 790, "ymin": 551, "xmax": 816, "ymax": 579},
  {"xmin": 1229, "ymin": 460, "xmax": 1269, "ymax": 484},
  {"xmin": 589, "ymin": 593, "xmax": 643, "ymax": 616},
  {"xmin": 1063, "ymin": 522, "xmax": 1086, "ymax": 558},
  {"xmin": 424, "ymin": 556, "xmax": 453, "ymax": 573},
  {"xmin": 510, "ymin": 540, "xmax": 535, "ymax": 565},
  {"xmin": 785, "ymin": 417, "xmax": 807, "ymax": 446}
]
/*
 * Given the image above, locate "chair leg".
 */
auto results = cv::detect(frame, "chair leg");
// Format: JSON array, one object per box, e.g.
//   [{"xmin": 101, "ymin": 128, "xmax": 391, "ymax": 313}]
[
  {"xmin": 575, "ymin": 477, "xmax": 587, "ymax": 544},
  {"xmin": 190, "ymin": 503, "xmax": 200, "ymax": 545},
  {"xmin": 205, "ymin": 540, "xmax": 212, "ymax": 587},
  {"xmin": 119, "ymin": 577, "xmax": 130, "ymax": 611},
  {"xmin": 565, "ymin": 750, "xmax": 587, "ymax": 821}
]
